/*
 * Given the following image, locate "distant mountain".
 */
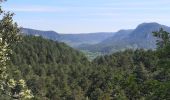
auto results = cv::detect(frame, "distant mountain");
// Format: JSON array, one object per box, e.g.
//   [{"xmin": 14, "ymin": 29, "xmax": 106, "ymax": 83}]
[
  {"xmin": 21, "ymin": 23, "xmax": 170, "ymax": 54},
  {"xmin": 77, "ymin": 29, "xmax": 133, "ymax": 53},
  {"xmin": 21, "ymin": 28, "xmax": 114, "ymax": 47},
  {"xmin": 78, "ymin": 22, "xmax": 170, "ymax": 53},
  {"xmin": 59, "ymin": 32, "xmax": 114, "ymax": 47}
]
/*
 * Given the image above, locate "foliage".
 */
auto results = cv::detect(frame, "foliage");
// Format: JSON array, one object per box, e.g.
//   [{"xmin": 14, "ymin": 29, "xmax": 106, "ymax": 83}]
[
  {"xmin": 81, "ymin": 50, "xmax": 103, "ymax": 61},
  {"xmin": 6, "ymin": 29, "xmax": 170, "ymax": 99},
  {"xmin": 0, "ymin": 3, "xmax": 33, "ymax": 99}
]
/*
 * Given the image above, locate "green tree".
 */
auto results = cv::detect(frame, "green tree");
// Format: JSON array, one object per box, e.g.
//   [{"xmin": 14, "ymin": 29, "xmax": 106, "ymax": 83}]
[
  {"xmin": 153, "ymin": 28, "xmax": 170, "ymax": 48},
  {"xmin": 0, "ymin": 1, "xmax": 33, "ymax": 99},
  {"xmin": 153, "ymin": 28, "xmax": 170, "ymax": 80}
]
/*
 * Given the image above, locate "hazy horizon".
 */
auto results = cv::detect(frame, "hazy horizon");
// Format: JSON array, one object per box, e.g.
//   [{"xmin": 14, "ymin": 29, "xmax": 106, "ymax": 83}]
[
  {"xmin": 2, "ymin": 0, "xmax": 170, "ymax": 33},
  {"xmin": 21, "ymin": 22, "xmax": 168, "ymax": 34}
]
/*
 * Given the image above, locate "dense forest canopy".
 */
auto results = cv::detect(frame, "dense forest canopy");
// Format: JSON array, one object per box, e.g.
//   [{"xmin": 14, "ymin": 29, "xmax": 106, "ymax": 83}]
[{"xmin": 3, "ymin": 32, "xmax": 169, "ymax": 99}]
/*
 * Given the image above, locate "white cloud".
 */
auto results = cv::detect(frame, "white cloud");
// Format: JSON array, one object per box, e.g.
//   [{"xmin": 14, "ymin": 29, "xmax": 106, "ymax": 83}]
[
  {"xmin": 102, "ymin": 0, "xmax": 170, "ymax": 7},
  {"xmin": 4, "ymin": 4, "xmax": 170, "ymax": 14},
  {"xmin": 4, "ymin": 5, "xmax": 68, "ymax": 13}
]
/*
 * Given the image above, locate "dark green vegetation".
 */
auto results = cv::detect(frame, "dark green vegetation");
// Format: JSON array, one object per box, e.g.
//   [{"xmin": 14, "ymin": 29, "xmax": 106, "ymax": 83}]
[{"xmin": 6, "ymin": 29, "xmax": 170, "ymax": 100}]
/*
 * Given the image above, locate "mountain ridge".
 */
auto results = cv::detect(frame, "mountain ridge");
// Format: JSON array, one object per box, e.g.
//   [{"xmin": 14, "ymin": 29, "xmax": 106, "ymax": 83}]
[
  {"xmin": 21, "ymin": 28, "xmax": 114, "ymax": 47},
  {"xmin": 78, "ymin": 22, "xmax": 170, "ymax": 53},
  {"xmin": 21, "ymin": 22, "xmax": 170, "ymax": 54}
]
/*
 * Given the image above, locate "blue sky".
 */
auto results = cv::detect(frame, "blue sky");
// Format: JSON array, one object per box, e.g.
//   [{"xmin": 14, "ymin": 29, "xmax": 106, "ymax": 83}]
[{"xmin": 2, "ymin": 0, "xmax": 170, "ymax": 33}]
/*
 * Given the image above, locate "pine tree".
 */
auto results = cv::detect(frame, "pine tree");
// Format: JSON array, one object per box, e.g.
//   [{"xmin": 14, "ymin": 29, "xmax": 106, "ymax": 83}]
[{"xmin": 0, "ymin": 1, "xmax": 33, "ymax": 99}]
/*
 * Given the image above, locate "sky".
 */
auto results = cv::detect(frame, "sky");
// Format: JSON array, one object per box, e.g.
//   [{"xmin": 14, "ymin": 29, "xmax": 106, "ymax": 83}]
[{"xmin": 2, "ymin": 0, "xmax": 170, "ymax": 33}]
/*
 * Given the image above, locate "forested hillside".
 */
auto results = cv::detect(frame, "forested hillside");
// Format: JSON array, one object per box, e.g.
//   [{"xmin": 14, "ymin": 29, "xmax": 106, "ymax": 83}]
[
  {"xmin": 6, "ymin": 32, "xmax": 170, "ymax": 99},
  {"xmin": 8, "ymin": 36, "xmax": 91, "ymax": 99}
]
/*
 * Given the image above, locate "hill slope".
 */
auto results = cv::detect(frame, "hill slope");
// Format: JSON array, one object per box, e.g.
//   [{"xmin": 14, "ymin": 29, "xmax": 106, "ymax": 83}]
[
  {"xmin": 6, "ymin": 35, "xmax": 170, "ymax": 100},
  {"xmin": 9, "ymin": 36, "xmax": 91, "ymax": 99},
  {"xmin": 5, "ymin": 36, "xmax": 170, "ymax": 100}
]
